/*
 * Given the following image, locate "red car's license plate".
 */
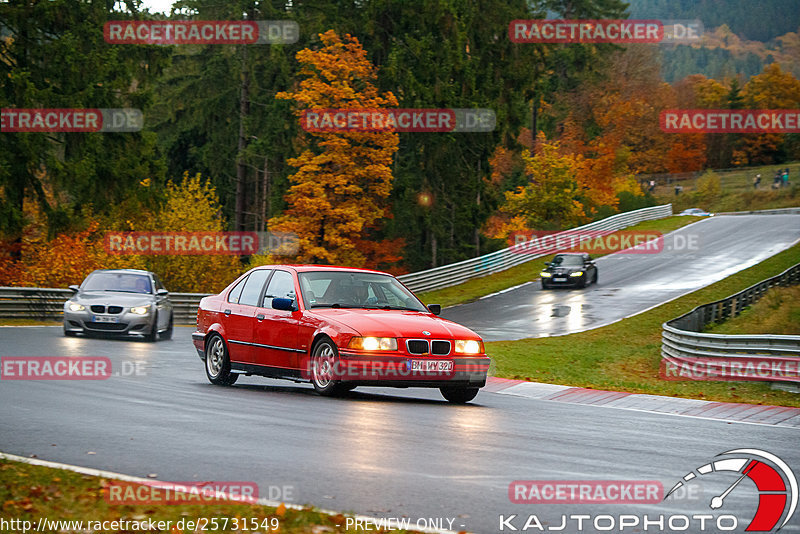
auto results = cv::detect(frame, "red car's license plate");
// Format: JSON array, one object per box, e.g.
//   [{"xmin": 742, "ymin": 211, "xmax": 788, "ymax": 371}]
[{"xmin": 411, "ymin": 360, "xmax": 453, "ymax": 372}]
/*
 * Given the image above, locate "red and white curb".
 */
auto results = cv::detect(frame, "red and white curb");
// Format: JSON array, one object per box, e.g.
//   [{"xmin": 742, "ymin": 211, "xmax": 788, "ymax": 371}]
[{"xmin": 485, "ymin": 377, "xmax": 800, "ymax": 428}]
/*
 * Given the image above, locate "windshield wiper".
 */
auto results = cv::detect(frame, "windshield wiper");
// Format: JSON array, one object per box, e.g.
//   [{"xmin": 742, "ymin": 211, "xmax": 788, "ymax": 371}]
[{"xmin": 309, "ymin": 303, "xmax": 364, "ymax": 309}]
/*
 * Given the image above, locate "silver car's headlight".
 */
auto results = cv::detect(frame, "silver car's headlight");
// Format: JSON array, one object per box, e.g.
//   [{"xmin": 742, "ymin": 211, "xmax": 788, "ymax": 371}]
[
  {"xmin": 68, "ymin": 302, "xmax": 85, "ymax": 312},
  {"xmin": 131, "ymin": 305, "xmax": 151, "ymax": 315}
]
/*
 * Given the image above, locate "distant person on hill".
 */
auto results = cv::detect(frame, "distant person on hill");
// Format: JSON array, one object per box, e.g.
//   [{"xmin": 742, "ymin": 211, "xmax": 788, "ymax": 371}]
[{"xmin": 753, "ymin": 174, "xmax": 761, "ymax": 189}]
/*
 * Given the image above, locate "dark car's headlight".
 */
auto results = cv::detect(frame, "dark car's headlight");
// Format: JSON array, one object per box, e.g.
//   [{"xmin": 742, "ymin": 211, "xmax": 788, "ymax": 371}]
[
  {"xmin": 131, "ymin": 305, "xmax": 151, "ymax": 315},
  {"xmin": 67, "ymin": 302, "xmax": 85, "ymax": 312},
  {"xmin": 570, "ymin": 271, "xmax": 584, "ymax": 277},
  {"xmin": 540, "ymin": 272, "xmax": 552, "ymax": 278},
  {"xmin": 348, "ymin": 337, "xmax": 398, "ymax": 351}
]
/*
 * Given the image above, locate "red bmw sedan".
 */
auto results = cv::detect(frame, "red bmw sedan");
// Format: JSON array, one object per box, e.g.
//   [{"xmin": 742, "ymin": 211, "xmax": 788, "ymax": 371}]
[{"xmin": 192, "ymin": 265, "xmax": 491, "ymax": 403}]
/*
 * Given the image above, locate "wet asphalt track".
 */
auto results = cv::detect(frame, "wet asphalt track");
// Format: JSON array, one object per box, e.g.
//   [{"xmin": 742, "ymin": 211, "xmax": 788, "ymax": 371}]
[
  {"xmin": 2, "ymin": 213, "xmax": 800, "ymax": 533},
  {"xmin": 1, "ymin": 326, "xmax": 799, "ymax": 533},
  {"xmin": 443, "ymin": 214, "xmax": 800, "ymax": 341}
]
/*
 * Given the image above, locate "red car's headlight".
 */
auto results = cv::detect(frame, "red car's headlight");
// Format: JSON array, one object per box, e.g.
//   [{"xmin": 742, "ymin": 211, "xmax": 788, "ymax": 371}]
[
  {"xmin": 348, "ymin": 337, "xmax": 398, "ymax": 351},
  {"xmin": 454, "ymin": 340, "xmax": 483, "ymax": 354}
]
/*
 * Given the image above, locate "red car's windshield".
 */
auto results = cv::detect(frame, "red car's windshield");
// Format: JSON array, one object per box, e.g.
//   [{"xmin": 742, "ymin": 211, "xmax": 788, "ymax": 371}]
[{"xmin": 298, "ymin": 271, "xmax": 427, "ymax": 312}]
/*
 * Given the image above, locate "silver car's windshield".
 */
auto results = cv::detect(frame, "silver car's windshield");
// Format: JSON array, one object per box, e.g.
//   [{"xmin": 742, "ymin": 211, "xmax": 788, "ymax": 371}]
[
  {"xmin": 298, "ymin": 271, "xmax": 427, "ymax": 311},
  {"xmin": 82, "ymin": 272, "xmax": 152, "ymax": 294}
]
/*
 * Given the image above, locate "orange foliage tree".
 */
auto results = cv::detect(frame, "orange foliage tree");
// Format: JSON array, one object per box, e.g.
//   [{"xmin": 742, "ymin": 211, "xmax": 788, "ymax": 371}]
[
  {"xmin": 0, "ymin": 173, "xmax": 240, "ymax": 293},
  {"xmin": 490, "ymin": 135, "xmax": 587, "ymax": 237},
  {"xmin": 270, "ymin": 30, "xmax": 401, "ymax": 268},
  {"xmin": 143, "ymin": 172, "xmax": 241, "ymax": 293},
  {"xmin": 738, "ymin": 64, "xmax": 800, "ymax": 165}
]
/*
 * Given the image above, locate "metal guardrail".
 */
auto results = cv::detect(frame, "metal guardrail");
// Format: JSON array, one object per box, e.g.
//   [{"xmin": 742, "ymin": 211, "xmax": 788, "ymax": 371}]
[
  {"xmin": 397, "ymin": 204, "xmax": 673, "ymax": 293},
  {"xmin": 661, "ymin": 262, "xmax": 800, "ymax": 385},
  {"xmin": 715, "ymin": 207, "xmax": 800, "ymax": 216},
  {"xmin": 0, "ymin": 287, "xmax": 207, "ymax": 324},
  {"xmin": 0, "ymin": 204, "xmax": 673, "ymax": 321}
]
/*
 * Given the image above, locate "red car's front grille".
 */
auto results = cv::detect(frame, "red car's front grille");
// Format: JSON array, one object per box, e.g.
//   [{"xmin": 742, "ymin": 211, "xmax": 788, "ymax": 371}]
[
  {"xmin": 406, "ymin": 340, "xmax": 451, "ymax": 355},
  {"xmin": 406, "ymin": 340, "xmax": 429, "ymax": 354},
  {"xmin": 431, "ymin": 340, "xmax": 450, "ymax": 355}
]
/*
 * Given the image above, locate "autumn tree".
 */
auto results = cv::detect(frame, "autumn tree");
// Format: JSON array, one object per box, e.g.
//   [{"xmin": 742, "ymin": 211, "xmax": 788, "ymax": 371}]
[
  {"xmin": 270, "ymin": 30, "xmax": 400, "ymax": 267},
  {"xmin": 144, "ymin": 173, "xmax": 241, "ymax": 293},
  {"xmin": 738, "ymin": 64, "xmax": 800, "ymax": 164},
  {"xmin": 0, "ymin": 0, "xmax": 169, "ymax": 241},
  {"xmin": 494, "ymin": 135, "xmax": 587, "ymax": 235}
]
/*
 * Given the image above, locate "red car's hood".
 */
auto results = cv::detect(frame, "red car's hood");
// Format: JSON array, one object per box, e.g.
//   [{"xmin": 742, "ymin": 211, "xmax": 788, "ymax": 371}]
[{"xmin": 309, "ymin": 308, "xmax": 481, "ymax": 340}]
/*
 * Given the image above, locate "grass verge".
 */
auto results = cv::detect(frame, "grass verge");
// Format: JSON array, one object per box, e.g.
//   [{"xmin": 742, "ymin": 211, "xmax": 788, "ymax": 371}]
[
  {"xmin": 707, "ymin": 285, "xmax": 800, "ymax": 335},
  {"xmin": 417, "ymin": 215, "xmax": 702, "ymax": 308},
  {"xmin": 485, "ymin": 242, "xmax": 800, "ymax": 407},
  {"xmin": 654, "ymin": 162, "xmax": 800, "ymax": 214},
  {"xmin": 0, "ymin": 458, "xmax": 418, "ymax": 534}
]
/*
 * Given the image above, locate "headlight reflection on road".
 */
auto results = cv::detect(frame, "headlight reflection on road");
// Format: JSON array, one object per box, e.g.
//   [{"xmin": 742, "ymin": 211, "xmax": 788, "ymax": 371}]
[{"xmin": 567, "ymin": 293, "xmax": 586, "ymax": 332}]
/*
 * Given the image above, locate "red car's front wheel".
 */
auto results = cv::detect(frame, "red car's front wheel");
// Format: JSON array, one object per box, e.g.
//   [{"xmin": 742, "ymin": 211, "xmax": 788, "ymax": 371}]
[{"xmin": 311, "ymin": 338, "xmax": 348, "ymax": 396}]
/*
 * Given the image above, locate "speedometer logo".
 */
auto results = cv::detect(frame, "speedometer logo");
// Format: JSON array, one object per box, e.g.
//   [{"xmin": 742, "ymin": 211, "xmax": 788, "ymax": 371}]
[{"xmin": 665, "ymin": 449, "xmax": 798, "ymax": 531}]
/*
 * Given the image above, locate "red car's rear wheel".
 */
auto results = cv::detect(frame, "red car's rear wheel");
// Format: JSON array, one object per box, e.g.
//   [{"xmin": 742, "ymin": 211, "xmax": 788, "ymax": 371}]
[{"xmin": 205, "ymin": 334, "xmax": 238, "ymax": 386}]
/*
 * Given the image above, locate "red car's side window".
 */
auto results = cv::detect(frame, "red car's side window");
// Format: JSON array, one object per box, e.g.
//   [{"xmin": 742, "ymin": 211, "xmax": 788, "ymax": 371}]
[
  {"xmin": 227, "ymin": 276, "xmax": 248, "ymax": 304},
  {"xmin": 239, "ymin": 270, "xmax": 271, "ymax": 307},
  {"xmin": 262, "ymin": 270, "xmax": 295, "ymax": 308}
]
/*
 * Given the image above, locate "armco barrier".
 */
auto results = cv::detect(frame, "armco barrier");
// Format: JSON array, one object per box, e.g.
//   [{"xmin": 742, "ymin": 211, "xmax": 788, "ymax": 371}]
[
  {"xmin": 397, "ymin": 203, "xmax": 673, "ymax": 293},
  {"xmin": 661, "ymin": 262, "xmax": 800, "ymax": 385},
  {"xmin": 0, "ymin": 286, "xmax": 207, "ymax": 324},
  {"xmin": 0, "ymin": 204, "xmax": 674, "ymax": 322},
  {"xmin": 715, "ymin": 207, "xmax": 800, "ymax": 216}
]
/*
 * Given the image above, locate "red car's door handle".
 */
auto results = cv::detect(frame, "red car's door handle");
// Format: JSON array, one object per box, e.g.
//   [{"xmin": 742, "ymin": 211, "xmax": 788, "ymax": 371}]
[
  {"xmin": 256, "ymin": 313, "xmax": 265, "ymax": 321},
  {"xmin": 224, "ymin": 309, "xmax": 231, "ymax": 316}
]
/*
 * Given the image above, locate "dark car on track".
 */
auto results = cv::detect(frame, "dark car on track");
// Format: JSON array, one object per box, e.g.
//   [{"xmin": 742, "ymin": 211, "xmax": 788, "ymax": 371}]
[
  {"xmin": 63, "ymin": 269, "xmax": 174, "ymax": 341},
  {"xmin": 540, "ymin": 253, "xmax": 598, "ymax": 289},
  {"xmin": 192, "ymin": 265, "xmax": 491, "ymax": 403}
]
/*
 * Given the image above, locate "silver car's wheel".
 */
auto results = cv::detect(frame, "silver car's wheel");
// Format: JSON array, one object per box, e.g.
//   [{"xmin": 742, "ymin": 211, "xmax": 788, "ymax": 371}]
[
  {"xmin": 311, "ymin": 339, "xmax": 345, "ymax": 396},
  {"xmin": 205, "ymin": 334, "xmax": 238, "ymax": 386}
]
